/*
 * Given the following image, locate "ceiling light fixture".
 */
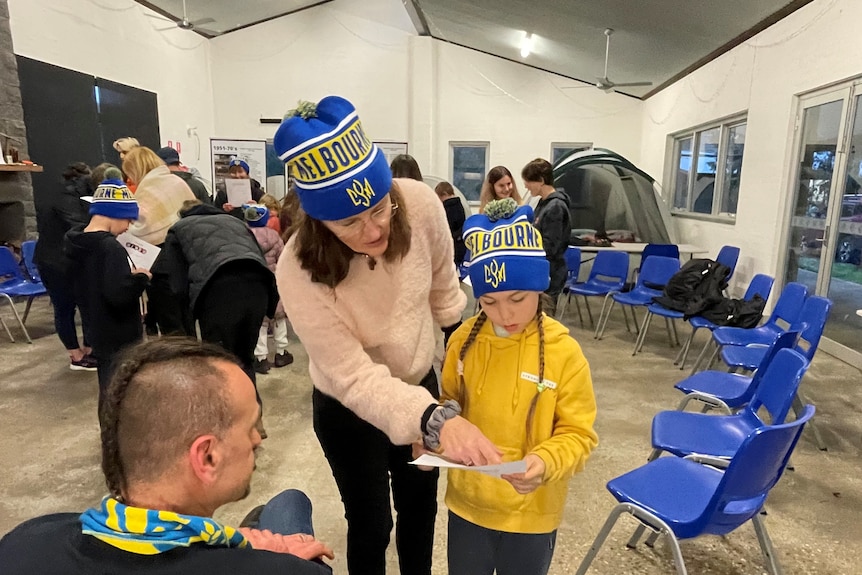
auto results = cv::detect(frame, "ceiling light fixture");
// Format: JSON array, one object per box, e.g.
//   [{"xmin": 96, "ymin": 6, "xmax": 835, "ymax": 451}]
[{"xmin": 520, "ymin": 33, "xmax": 534, "ymax": 58}]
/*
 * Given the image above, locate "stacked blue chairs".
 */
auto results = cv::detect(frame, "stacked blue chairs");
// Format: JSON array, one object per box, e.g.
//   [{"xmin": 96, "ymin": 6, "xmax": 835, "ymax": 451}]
[
  {"xmin": 648, "ymin": 348, "xmax": 809, "ymax": 462},
  {"xmin": 690, "ymin": 282, "xmax": 808, "ymax": 374},
  {"xmin": 673, "ymin": 330, "xmax": 800, "ymax": 414},
  {"xmin": 674, "ymin": 273, "xmax": 775, "ymax": 370},
  {"xmin": 595, "ymin": 255, "xmax": 680, "ymax": 340},
  {"xmin": 567, "ymin": 251, "xmax": 628, "ymax": 328},
  {"xmin": 575, "ymin": 404, "xmax": 815, "ymax": 575},
  {"xmin": 0, "ymin": 246, "xmax": 48, "ymax": 344},
  {"xmin": 720, "ymin": 296, "xmax": 831, "ymax": 372},
  {"xmin": 555, "ymin": 246, "xmax": 582, "ymax": 321},
  {"xmin": 716, "ymin": 244, "xmax": 741, "ymax": 281}
]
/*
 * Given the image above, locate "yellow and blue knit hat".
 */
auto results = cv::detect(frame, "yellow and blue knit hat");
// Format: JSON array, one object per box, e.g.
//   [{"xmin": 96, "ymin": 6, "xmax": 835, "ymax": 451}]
[
  {"xmin": 463, "ymin": 200, "xmax": 549, "ymax": 297},
  {"xmin": 90, "ymin": 178, "xmax": 139, "ymax": 220},
  {"xmin": 273, "ymin": 96, "xmax": 390, "ymax": 221}
]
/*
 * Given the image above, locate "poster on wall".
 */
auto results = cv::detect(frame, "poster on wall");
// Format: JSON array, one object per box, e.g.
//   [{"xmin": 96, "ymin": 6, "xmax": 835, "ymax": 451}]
[
  {"xmin": 374, "ymin": 141, "xmax": 408, "ymax": 167},
  {"xmin": 210, "ymin": 139, "xmax": 267, "ymax": 200}
]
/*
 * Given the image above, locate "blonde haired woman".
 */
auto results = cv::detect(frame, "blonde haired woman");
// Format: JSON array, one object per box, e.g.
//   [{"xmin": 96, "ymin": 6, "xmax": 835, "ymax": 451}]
[
  {"xmin": 123, "ymin": 147, "xmax": 196, "ymax": 336},
  {"xmin": 478, "ymin": 165, "xmax": 523, "ymax": 213},
  {"xmin": 112, "ymin": 137, "xmax": 140, "ymax": 161}
]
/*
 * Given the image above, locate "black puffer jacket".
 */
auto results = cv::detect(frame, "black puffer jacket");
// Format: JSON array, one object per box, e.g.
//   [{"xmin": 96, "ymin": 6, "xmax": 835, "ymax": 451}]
[
  {"xmin": 534, "ymin": 190, "xmax": 571, "ymax": 294},
  {"xmin": 34, "ymin": 175, "xmax": 91, "ymax": 274},
  {"xmin": 154, "ymin": 203, "xmax": 277, "ymax": 315}
]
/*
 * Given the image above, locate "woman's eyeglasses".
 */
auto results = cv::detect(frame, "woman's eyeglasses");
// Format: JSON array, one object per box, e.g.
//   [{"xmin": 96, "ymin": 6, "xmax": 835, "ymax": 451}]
[{"xmin": 331, "ymin": 202, "xmax": 398, "ymax": 239}]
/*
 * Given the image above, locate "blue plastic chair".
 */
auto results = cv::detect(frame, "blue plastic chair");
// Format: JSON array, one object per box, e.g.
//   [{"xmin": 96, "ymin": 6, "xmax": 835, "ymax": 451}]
[
  {"xmin": 649, "ymin": 348, "xmax": 809, "ymax": 462},
  {"xmin": 672, "ymin": 330, "xmax": 800, "ymax": 414},
  {"xmin": 568, "ymin": 251, "xmax": 629, "ymax": 328},
  {"xmin": 20, "ymin": 240, "xmax": 41, "ymax": 283},
  {"xmin": 720, "ymin": 296, "xmax": 832, "ymax": 371},
  {"xmin": 576, "ymin": 404, "xmax": 815, "ymax": 575},
  {"xmin": 716, "ymin": 245, "xmax": 741, "ymax": 281},
  {"xmin": 595, "ymin": 255, "xmax": 680, "ymax": 340},
  {"xmin": 690, "ymin": 282, "xmax": 808, "ymax": 374},
  {"xmin": 632, "ymin": 243, "xmax": 679, "ymax": 283},
  {"xmin": 0, "ymin": 246, "xmax": 49, "ymax": 344},
  {"xmin": 675, "ymin": 273, "xmax": 775, "ymax": 370},
  {"xmin": 555, "ymin": 246, "xmax": 582, "ymax": 320}
]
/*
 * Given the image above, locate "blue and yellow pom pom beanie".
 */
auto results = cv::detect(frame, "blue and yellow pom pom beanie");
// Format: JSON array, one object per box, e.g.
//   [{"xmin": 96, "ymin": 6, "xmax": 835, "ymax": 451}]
[
  {"xmin": 89, "ymin": 179, "xmax": 139, "ymax": 220},
  {"xmin": 273, "ymin": 96, "xmax": 390, "ymax": 221},
  {"xmin": 463, "ymin": 200, "xmax": 550, "ymax": 298}
]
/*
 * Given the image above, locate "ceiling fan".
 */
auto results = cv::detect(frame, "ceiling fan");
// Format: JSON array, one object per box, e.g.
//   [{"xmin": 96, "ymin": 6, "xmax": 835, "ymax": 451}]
[
  {"xmin": 566, "ymin": 28, "xmax": 654, "ymax": 93},
  {"xmin": 145, "ymin": 0, "xmax": 217, "ymax": 36}
]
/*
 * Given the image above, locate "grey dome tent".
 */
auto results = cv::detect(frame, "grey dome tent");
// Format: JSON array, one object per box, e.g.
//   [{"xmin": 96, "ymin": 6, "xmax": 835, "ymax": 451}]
[{"xmin": 553, "ymin": 149, "xmax": 677, "ymax": 245}]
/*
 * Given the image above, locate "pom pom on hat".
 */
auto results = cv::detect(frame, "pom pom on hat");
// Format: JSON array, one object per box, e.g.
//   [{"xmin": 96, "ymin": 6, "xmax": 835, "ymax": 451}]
[
  {"xmin": 90, "ymin": 179, "xmax": 139, "ymax": 220},
  {"xmin": 273, "ymin": 96, "xmax": 391, "ymax": 221},
  {"xmin": 242, "ymin": 204, "xmax": 269, "ymax": 228},
  {"xmin": 463, "ymin": 204, "xmax": 549, "ymax": 298}
]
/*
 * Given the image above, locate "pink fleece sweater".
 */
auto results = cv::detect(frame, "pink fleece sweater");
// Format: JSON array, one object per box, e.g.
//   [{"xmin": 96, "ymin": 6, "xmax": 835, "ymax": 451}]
[{"xmin": 276, "ymin": 178, "xmax": 466, "ymax": 445}]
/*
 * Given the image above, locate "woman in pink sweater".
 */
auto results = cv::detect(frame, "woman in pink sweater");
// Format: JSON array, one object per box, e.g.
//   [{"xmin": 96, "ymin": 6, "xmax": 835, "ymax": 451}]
[{"xmin": 274, "ymin": 96, "xmax": 500, "ymax": 575}]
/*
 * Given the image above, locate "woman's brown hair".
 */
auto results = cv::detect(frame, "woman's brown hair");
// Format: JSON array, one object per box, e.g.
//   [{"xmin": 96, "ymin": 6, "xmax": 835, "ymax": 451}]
[
  {"xmin": 293, "ymin": 182, "xmax": 412, "ymax": 289},
  {"xmin": 479, "ymin": 165, "xmax": 522, "ymax": 213}
]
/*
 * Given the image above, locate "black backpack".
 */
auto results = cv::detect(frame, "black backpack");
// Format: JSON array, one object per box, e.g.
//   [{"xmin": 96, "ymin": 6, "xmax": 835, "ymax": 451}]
[
  {"xmin": 699, "ymin": 294, "xmax": 766, "ymax": 327},
  {"xmin": 653, "ymin": 258, "xmax": 731, "ymax": 317}
]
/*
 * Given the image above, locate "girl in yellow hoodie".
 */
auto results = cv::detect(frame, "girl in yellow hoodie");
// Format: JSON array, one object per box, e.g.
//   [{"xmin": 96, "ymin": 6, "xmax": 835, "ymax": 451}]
[{"xmin": 440, "ymin": 199, "xmax": 598, "ymax": 575}]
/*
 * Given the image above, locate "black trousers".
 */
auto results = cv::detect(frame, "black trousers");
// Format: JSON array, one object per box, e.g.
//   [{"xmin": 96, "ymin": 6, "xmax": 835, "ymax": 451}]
[
  {"xmin": 447, "ymin": 511, "xmax": 557, "ymax": 575},
  {"xmin": 196, "ymin": 269, "xmax": 270, "ymax": 391},
  {"xmin": 40, "ymin": 265, "xmax": 89, "ymax": 351},
  {"xmin": 313, "ymin": 369, "xmax": 440, "ymax": 575}
]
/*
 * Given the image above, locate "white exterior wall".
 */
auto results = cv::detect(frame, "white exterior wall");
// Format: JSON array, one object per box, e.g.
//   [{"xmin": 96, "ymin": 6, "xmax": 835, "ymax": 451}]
[
  {"xmin": 640, "ymin": 0, "xmax": 862, "ymax": 293},
  {"xmin": 8, "ymin": 0, "xmax": 215, "ymax": 175}
]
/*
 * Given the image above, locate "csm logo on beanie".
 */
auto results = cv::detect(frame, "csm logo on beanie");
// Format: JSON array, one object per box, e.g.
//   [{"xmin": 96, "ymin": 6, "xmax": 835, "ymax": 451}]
[
  {"xmin": 463, "ymin": 199, "xmax": 550, "ymax": 298},
  {"xmin": 273, "ymin": 96, "xmax": 391, "ymax": 221},
  {"xmin": 90, "ymin": 179, "xmax": 139, "ymax": 220}
]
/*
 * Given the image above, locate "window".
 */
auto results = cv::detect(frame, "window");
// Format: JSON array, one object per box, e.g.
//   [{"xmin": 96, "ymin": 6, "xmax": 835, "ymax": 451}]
[
  {"xmin": 669, "ymin": 117, "xmax": 746, "ymax": 219},
  {"xmin": 450, "ymin": 142, "xmax": 489, "ymax": 202},
  {"xmin": 551, "ymin": 142, "xmax": 592, "ymax": 166}
]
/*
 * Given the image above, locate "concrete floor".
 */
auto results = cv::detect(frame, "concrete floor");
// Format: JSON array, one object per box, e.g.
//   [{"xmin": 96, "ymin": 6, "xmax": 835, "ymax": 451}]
[{"xmin": 1, "ymin": 296, "xmax": 861, "ymax": 574}]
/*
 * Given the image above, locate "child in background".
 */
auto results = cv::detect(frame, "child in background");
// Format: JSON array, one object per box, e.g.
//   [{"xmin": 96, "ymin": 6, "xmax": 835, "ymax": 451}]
[
  {"xmin": 64, "ymin": 171, "xmax": 151, "ymax": 418},
  {"xmin": 259, "ymin": 193, "xmax": 282, "ymax": 234},
  {"xmin": 243, "ymin": 204, "xmax": 294, "ymax": 373},
  {"xmin": 436, "ymin": 198, "xmax": 598, "ymax": 575},
  {"xmin": 434, "ymin": 181, "xmax": 467, "ymax": 267}
]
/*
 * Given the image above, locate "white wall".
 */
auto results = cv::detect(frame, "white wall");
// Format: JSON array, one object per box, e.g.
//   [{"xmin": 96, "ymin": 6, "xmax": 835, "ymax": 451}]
[
  {"xmin": 8, "ymin": 0, "xmax": 215, "ymax": 174},
  {"xmin": 208, "ymin": 0, "xmax": 415, "ymax": 143},
  {"xmin": 641, "ymin": 0, "xmax": 862, "ymax": 294}
]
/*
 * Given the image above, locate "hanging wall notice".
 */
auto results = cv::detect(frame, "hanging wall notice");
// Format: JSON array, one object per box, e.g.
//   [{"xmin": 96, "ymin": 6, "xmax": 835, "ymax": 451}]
[{"xmin": 210, "ymin": 139, "xmax": 267, "ymax": 199}]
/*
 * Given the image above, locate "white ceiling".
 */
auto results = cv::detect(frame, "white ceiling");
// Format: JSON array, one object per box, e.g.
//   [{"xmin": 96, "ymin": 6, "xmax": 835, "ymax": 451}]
[{"xmin": 136, "ymin": 0, "xmax": 813, "ymax": 99}]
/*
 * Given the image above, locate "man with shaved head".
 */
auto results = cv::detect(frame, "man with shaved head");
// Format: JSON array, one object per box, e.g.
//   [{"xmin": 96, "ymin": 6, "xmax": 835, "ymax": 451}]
[{"xmin": 0, "ymin": 338, "xmax": 332, "ymax": 574}]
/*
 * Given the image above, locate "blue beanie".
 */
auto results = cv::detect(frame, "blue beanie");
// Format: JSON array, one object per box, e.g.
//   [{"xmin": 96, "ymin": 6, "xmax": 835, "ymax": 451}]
[
  {"xmin": 89, "ymin": 179, "xmax": 139, "ymax": 220},
  {"xmin": 273, "ymin": 96, "xmax": 390, "ymax": 221},
  {"xmin": 229, "ymin": 158, "xmax": 250, "ymax": 174},
  {"xmin": 243, "ymin": 204, "xmax": 269, "ymax": 228},
  {"xmin": 463, "ymin": 202, "xmax": 549, "ymax": 298}
]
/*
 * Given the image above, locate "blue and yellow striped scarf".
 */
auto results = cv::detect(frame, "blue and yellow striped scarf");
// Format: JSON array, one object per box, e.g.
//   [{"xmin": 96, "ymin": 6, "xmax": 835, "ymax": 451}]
[{"xmin": 80, "ymin": 497, "xmax": 249, "ymax": 555}]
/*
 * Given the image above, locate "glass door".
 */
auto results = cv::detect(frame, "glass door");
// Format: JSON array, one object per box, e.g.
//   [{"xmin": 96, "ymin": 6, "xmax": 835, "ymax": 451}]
[{"xmin": 784, "ymin": 86, "xmax": 862, "ymax": 367}]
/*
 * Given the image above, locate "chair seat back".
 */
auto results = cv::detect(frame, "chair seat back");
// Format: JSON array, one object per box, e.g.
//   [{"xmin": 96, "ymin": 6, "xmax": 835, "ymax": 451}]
[
  {"xmin": 790, "ymin": 295, "xmax": 833, "ymax": 362},
  {"xmin": 586, "ymin": 251, "xmax": 629, "ymax": 288},
  {"xmin": 765, "ymin": 282, "xmax": 808, "ymax": 330},
  {"xmin": 637, "ymin": 255, "xmax": 680, "ymax": 291},
  {"xmin": 743, "ymin": 274, "xmax": 774, "ymax": 302},
  {"xmin": 21, "ymin": 240, "xmax": 41, "ymax": 283},
  {"xmin": 565, "ymin": 246, "xmax": 581, "ymax": 284},
  {"xmin": 747, "ymin": 348, "xmax": 809, "ymax": 426},
  {"xmin": 716, "ymin": 245, "xmax": 741, "ymax": 280},
  {"xmin": 704, "ymin": 404, "xmax": 815, "ymax": 535}
]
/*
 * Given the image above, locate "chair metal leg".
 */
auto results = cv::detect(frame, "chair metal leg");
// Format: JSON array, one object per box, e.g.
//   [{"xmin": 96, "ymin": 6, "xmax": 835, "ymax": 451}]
[
  {"xmin": 596, "ymin": 300, "xmax": 616, "ymax": 340},
  {"xmin": 631, "ymin": 308, "xmax": 640, "ymax": 334},
  {"xmin": 671, "ymin": 318, "xmax": 680, "ymax": 346},
  {"xmin": 644, "ymin": 530, "xmax": 661, "ymax": 547},
  {"xmin": 621, "ymin": 305, "xmax": 632, "ymax": 333},
  {"xmin": 0, "ymin": 313, "xmax": 14, "ymax": 342},
  {"xmin": 594, "ymin": 294, "xmax": 615, "ymax": 339},
  {"xmin": 793, "ymin": 393, "xmax": 827, "ymax": 451},
  {"xmin": 575, "ymin": 504, "xmax": 627, "ymax": 575},
  {"xmin": 573, "ymin": 295, "xmax": 585, "ymax": 327},
  {"xmin": 633, "ymin": 310, "xmax": 654, "ymax": 355},
  {"xmin": 0, "ymin": 293, "xmax": 32, "ymax": 344},
  {"xmin": 752, "ymin": 514, "xmax": 783, "ymax": 575},
  {"xmin": 647, "ymin": 447, "xmax": 662, "ymax": 461},
  {"xmin": 626, "ymin": 524, "xmax": 648, "ymax": 548},
  {"xmin": 22, "ymin": 297, "xmax": 35, "ymax": 324},
  {"xmin": 664, "ymin": 317, "xmax": 675, "ymax": 347},
  {"xmin": 583, "ymin": 296, "xmax": 594, "ymax": 327},
  {"xmin": 555, "ymin": 292, "xmax": 567, "ymax": 320},
  {"xmin": 689, "ymin": 338, "xmax": 713, "ymax": 374}
]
